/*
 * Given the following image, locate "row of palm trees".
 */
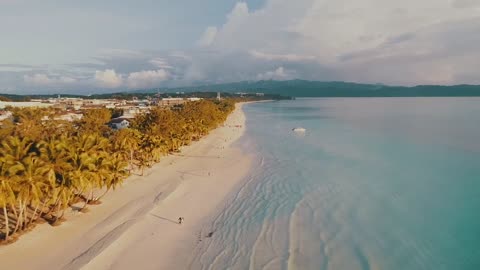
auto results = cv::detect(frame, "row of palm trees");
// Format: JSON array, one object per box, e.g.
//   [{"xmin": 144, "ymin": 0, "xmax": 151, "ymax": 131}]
[{"xmin": 0, "ymin": 99, "xmax": 235, "ymax": 243}]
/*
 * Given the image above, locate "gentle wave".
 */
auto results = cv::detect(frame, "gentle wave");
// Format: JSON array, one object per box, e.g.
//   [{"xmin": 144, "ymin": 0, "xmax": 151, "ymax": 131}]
[{"xmin": 190, "ymin": 98, "xmax": 480, "ymax": 270}]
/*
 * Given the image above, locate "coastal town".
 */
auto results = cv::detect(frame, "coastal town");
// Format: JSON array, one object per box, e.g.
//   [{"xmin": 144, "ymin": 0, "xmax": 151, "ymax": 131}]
[
  {"xmin": 0, "ymin": 95, "xmax": 202, "ymax": 128},
  {"xmin": 0, "ymin": 91, "xmax": 271, "ymax": 129}
]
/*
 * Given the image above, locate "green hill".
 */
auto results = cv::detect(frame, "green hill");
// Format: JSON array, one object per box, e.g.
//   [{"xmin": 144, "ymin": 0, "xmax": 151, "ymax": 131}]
[
  {"xmin": 147, "ymin": 80, "xmax": 480, "ymax": 97},
  {"xmin": 135, "ymin": 80, "xmax": 480, "ymax": 97},
  {"xmin": 3, "ymin": 80, "xmax": 480, "ymax": 99}
]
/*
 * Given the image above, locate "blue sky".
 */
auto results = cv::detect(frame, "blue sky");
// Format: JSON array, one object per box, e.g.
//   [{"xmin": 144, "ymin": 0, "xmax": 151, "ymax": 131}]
[
  {"xmin": 1, "ymin": 0, "xmax": 480, "ymax": 94},
  {"xmin": 0, "ymin": 0, "xmax": 264, "ymax": 64}
]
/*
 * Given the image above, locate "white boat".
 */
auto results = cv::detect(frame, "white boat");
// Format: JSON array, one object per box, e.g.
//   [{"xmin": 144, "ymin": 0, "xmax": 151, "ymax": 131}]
[{"xmin": 292, "ymin": 127, "xmax": 306, "ymax": 132}]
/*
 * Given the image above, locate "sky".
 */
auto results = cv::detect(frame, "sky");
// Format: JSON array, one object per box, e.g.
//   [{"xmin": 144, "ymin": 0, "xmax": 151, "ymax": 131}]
[{"xmin": 1, "ymin": 0, "xmax": 480, "ymax": 94}]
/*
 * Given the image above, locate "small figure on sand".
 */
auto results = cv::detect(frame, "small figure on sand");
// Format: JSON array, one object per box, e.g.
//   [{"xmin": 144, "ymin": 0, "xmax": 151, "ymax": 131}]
[{"xmin": 178, "ymin": 217, "xmax": 184, "ymax": 224}]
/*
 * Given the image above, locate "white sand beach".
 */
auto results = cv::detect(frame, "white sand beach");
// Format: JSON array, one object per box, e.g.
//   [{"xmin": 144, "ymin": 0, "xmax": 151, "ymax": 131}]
[{"xmin": 0, "ymin": 103, "xmax": 252, "ymax": 270}]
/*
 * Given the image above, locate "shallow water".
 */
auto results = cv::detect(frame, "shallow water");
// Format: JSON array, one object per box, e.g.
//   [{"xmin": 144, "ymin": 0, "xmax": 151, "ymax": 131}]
[{"xmin": 190, "ymin": 98, "xmax": 480, "ymax": 270}]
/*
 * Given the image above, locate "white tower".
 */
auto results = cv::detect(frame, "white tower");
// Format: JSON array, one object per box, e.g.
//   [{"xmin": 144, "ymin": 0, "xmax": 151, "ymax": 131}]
[{"xmin": 216, "ymin": 92, "xmax": 221, "ymax": 100}]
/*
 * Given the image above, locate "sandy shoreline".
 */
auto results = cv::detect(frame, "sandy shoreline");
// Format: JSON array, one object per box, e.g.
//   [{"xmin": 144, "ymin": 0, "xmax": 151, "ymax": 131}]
[{"xmin": 0, "ymin": 103, "xmax": 252, "ymax": 270}]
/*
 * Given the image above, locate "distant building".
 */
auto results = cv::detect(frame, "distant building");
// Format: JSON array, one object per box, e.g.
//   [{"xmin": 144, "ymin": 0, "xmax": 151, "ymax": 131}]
[
  {"xmin": 158, "ymin": 98, "xmax": 185, "ymax": 107},
  {"xmin": 0, "ymin": 111, "xmax": 13, "ymax": 122},
  {"xmin": 55, "ymin": 113, "xmax": 83, "ymax": 122},
  {"xmin": 216, "ymin": 92, "xmax": 221, "ymax": 100},
  {"xmin": 256, "ymin": 93, "xmax": 265, "ymax": 96},
  {"xmin": 118, "ymin": 107, "xmax": 143, "ymax": 118},
  {"xmin": 41, "ymin": 112, "xmax": 83, "ymax": 122},
  {"xmin": 109, "ymin": 118, "xmax": 131, "ymax": 130},
  {"xmin": 235, "ymin": 92, "xmax": 247, "ymax": 97},
  {"xmin": 0, "ymin": 101, "xmax": 53, "ymax": 109}
]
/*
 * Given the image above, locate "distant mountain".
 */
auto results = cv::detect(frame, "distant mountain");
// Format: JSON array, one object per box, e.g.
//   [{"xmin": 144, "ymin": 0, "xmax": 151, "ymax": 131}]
[
  {"xmin": 133, "ymin": 80, "xmax": 480, "ymax": 97},
  {"xmin": 3, "ymin": 80, "xmax": 480, "ymax": 99}
]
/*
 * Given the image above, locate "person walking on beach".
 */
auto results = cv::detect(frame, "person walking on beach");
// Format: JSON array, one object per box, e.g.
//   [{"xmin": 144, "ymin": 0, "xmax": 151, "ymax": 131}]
[{"xmin": 178, "ymin": 217, "xmax": 184, "ymax": 224}]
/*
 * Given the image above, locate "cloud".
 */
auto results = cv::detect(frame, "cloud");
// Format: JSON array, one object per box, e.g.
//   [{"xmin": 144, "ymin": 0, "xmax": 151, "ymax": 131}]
[
  {"xmin": 93, "ymin": 68, "xmax": 171, "ymax": 89},
  {"xmin": 257, "ymin": 67, "xmax": 295, "ymax": 80},
  {"xmin": 3, "ymin": 0, "xmax": 480, "ymax": 93},
  {"xmin": 126, "ymin": 69, "xmax": 169, "ymax": 89},
  {"xmin": 97, "ymin": 48, "xmax": 145, "ymax": 60},
  {"xmin": 67, "ymin": 62, "xmax": 106, "ymax": 70},
  {"xmin": 194, "ymin": 0, "xmax": 480, "ymax": 85},
  {"xmin": 24, "ymin": 73, "xmax": 77, "ymax": 86},
  {"xmin": 94, "ymin": 69, "xmax": 123, "ymax": 88},
  {"xmin": 0, "ymin": 63, "xmax": 48, "ymax": 73},
  {"xmin": 451, "ymin": 0, "xmax": 480, "ymax": 8},
  {"xmin": 197, "ymin": 27, "xmax": 218, "ymax": 47},
  {"xmin": 24, "ymin": 74, "xmax": 53, "ymax": 85},
  {"xmin": 149, "ymin": 58, "xmax": 173, "ymax": 69},
  {"xmin": 250, "ymin": 50, "xmax": 316, "ymax": 62}
]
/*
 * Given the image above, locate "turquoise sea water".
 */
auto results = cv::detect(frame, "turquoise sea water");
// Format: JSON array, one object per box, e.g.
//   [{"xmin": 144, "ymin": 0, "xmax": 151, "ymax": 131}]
[{"xmin": 191, "ymin": 98, "xmax": 480, "ymax": 270}]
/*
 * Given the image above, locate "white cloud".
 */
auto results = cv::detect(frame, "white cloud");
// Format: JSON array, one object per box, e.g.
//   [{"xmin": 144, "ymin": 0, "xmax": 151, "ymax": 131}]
[
  {"xmin": 149, "ymin": 58, "xmax": 173, "ymax": 69},
  {"xmin": 24, "ymin": 73, "xmax": 77, "ymax": 86},
  {"xmin": 60, "ymin": 76, "xmax": 76, "ymax": 84},
  {"xmin": 94, "ymin": 69, "xmax": 123, "ymax": 88},
  {"xmin": 24, "ymin": 74, "xmax": 52, "ymax": 85},
  {"xmin": 250, "ymin": 50, "xmax": 316, "ymax": 62},
  {"xmin": 97, "ymin": 48, "xmax": 144, "ymax": 59},
  {"xmin": 257, "ymin": 67, "xmax": 295, "ymax": 80},
  {"xmin": 194, "ymin": 0, "xmax": 480, "ymax": 85},
  {"xmin": 452, "ymin": 0, "xmax": 480, "ymax": 8},
  {"xmin": 170, "ymin": 51, "xmax": 192, "ymax": 60},
  {"xmin": 197, "ymin": 26, "xmax": 218, "ymax": 47},
  {"xmin": 126, "ymin": 69, "xmax": 169, "ymax": 89},
  {"xmin": 94, "ymin": 68, "xmax": 169, "ymax": 89},
  {"xmin": 4, "ymin": 0, "xmax": 480, "ymax": 93}
]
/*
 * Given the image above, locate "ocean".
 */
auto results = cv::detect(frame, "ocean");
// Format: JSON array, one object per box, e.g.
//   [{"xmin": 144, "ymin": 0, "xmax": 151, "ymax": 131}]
[{"xmin": 190, "ymin": 98, "xmax": 480, "ymax": 270}]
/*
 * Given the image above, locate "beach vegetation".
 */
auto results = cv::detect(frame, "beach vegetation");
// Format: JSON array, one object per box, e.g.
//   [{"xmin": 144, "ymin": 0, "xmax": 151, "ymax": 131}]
[{"xmin": 0, "ymin": 99, "xmax": 235, "ymax": 244}]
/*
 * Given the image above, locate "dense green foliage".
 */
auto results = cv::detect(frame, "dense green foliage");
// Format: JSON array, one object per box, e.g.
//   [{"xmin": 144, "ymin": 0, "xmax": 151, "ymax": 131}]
[
  {"xmin": 0, "ymin": 95, "xmax": 31, "ymax": 102},
  {"xmin": 0, "ymin": 99, "xmax": 235, "ymax": 243}
]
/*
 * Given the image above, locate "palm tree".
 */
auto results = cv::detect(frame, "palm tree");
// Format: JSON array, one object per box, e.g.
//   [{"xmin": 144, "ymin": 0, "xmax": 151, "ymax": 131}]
[
  {"xmin": 0, "ymin": 98, "xmax": 238, "ymax": 243},
  {"xmin": 0, "ymin": 136, "xmax": 33, "ymax": 165},
  {"xmin": 112, "ymin": 128, "xmax": 141, "ymax": 172},
  {"xmin": 36, "ymin": 137, "xmax": 76, "ymax": 223},
  {"xmin": 64, "ymin": 134, "xmax": 110, "ymax": 210},
  {"xmin": 76, "ymin": 108, "xmax": 112, "ymax": 135},
  {"xmin": 94, "ymin": 154, "xmax": 128, "ymax": 202},
  {"xmin": 8, "ymin": 155, "xmax": 55, "ymax": 230},
  {"xmin": 0, "ymin": 176, "xmax": 15, "ymax": 241}
]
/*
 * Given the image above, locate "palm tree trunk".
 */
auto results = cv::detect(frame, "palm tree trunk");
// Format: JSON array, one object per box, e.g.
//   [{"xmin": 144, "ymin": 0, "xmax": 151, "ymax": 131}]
[
  {"xmin": 11, "ymin": 205, "xmax": 20, "ymax": 234},
  {"xmin": 81, "ymin": 190, "xmax": 91, "ymax": 210},
  {"xmin": 3, "ymin": 206, "xmax": 9, "ymax": 241},
  {"xmin": 20, "ymin": 201, "xmax": 27, "ymax": 230},
  {"xmin": 46, "ymin": 195, "xmax": 61, "ymax": 216},
  {"xmin": 14, "ymin": 201, "xmax": 23, "ymax": 233},
  {"xmin": 29, "ymin": 202, "xmax": 40, "ymax": 225},
  {"xmin": 14, "ymin": 203, "xmax": 22, "ymax": 234},
  {"xmin": 89, "ymin": 189, "xmax": 95, "ymax": 202},
  {"xmin": 59, "ymin": 208, "xmax": 66, "ymax": 220},
  {"xmin": 38, "ymin": 200, "xmax": 48, "ymax": 219},
  {"xmin": 95, "ymin": 187, "xmax": 111, "ymax": 202},
  {"xmin": 129, "ymin": 149, "xmax": 134, "ymax": 172}
]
